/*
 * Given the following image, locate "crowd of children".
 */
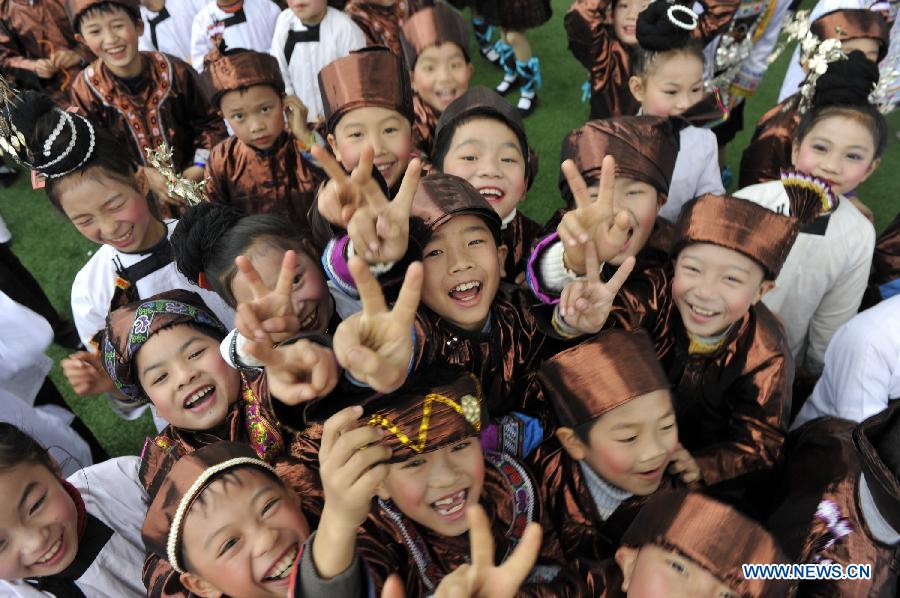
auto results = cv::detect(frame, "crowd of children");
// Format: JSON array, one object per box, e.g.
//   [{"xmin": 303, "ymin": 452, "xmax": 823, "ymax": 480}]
[{"xmin": 0, "ymin": 0, "xmax": 897, "ymax": 595}]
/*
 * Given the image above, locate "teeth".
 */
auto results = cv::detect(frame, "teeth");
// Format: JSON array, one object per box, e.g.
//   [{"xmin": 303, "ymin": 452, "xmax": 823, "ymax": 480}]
[
  {"xmin": 184, "ymin": 385, "xmax": 213, "ymax": 408},
  {"xmin": 452, "ymin": 281, "xmax": 480, "ymax": 292},
  {"xmin": 375, "ymin": 163, "xmax": 392, "ymax": 172},
  {"xmin": 300, "ymin": 310, "xmax": 316, "ymax": 329},
  {"xmin": 431, "ymin": 490, "xmax": 466, "ymax": 515},
  {"xmin": 691, "ymin": 305, "xmax": 716, "ymax": 317},
  {"xmin": 36, "ymin": 538, "xmax": 62, "ymax": 565},
  {"xmin": 479, "ymin": 188, "xmax": 502, "ymax": 197},
  {"xmin": 265, "ymin": 547, "xmax": 298, "ymax": 581}
]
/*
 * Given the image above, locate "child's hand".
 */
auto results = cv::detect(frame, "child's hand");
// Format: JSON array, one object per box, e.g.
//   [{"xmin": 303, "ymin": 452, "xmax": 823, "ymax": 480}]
[
  {"xmin": 346, "ymin": 157, "xmax": 421, "ymax": 264},
  {"xmin": 140, "ymin": 166, "xmax": 184, "ymax": 208},
  {"xmin": 332, "ymin": 258, "xmax": 422, "ymax": 392},
  {"xmin": 61, "ymin": 351, "xmax": 116, "ymax": 396},
  {"xmin": 34, "ymin": 59, "xmax": 58, "ymax": 79},
  {"xmin": 234, "ymin": 250, "xmax": 300, "ymax": 343},
  {"xmin": 433, "ymin": 505, "xmax": 542, "ymax": 598},
  {"xmin": 667, "ymin": 444, "xmax": 702, "ymax": 484},
  {"xmin": 557, "ymin": 156, "xmax": 631, "ymax": 274},
  {"xmin": 242, "ymin": 333, "xmax": 340, "ymax": 405},
  {"xmin": 313, "ymin": 144, "xmax": 375, "ymax": 228},
  {"xmin": 51, "ymin": 49, "xmax": 82, "ymax": 69},
  {"xmin": 283, "ymin": 95, "xmax": 311, "ymax": 140},
  {"xmin": 558, "ymin": 242, "xmax": 634, "ymax": 335}
]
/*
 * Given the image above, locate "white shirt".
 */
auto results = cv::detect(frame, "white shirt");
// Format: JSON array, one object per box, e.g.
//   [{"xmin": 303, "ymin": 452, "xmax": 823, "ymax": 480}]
[
  {"xmin": 658, "ymin": 126, "xmax": 725, "ymax": 223},
  {"xmin": 792, "ymin": 294, "xmax": 900, "ymax": 428},
  {"xmin": 139, "ymin": 0, "xmax": 209, "ymax": 62},
  {"xmin": 0, "ymin": 213, "xmax": 10, "ymax": 243},
  {"xmin": 0, "ymin": 457, "xmax": 147, "ymax": 597},
  {"xmin": 736, "ymin": 179, "xmax": 875, "ymax": 373},
  {"xmin": 191, "ymin": 0, "xmax": 282, "ymax": 71},
  {"xmin": 0, "ymin": 292, "xmax": 53, "ymax": 405},
  {"xmin": 269, "ymin": 7, "xmax": 366, "ymax": 122}
]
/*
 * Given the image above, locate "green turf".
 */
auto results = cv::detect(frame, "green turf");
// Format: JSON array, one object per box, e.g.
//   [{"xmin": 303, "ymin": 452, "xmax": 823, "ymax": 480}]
[{"xmin": 1, "ymin": 0, "xmax": 898, "ymax": 457}]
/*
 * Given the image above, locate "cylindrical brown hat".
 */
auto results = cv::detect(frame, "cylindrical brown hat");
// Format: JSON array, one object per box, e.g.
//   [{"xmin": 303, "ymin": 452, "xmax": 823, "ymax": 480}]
[
  {"xmin": 538, "ymin": 329, "xmax": 670, "ymax": 428},
  {"xmin": 318, "ymin": 46, "xmax": 414, "ymax": 134},
  {"xmin": 366, "ymin": 367, "xmax": 485, "ymax": 463},
  {"xmin": 623, "ymin": 491, "xmax": 793, "ymax": 597},
  {"xmin": 400, "ymin": 3, "xmax": 470, "ymax": 69},
  {"xmin": 853, "ymin": 399, "xmax": 900, "ymax": 533},
  {"xmin": 559, "ymin": 116, "xmax": 684, "ymax": 206},
  {"xmin": 674, "ymin": 194, "xmax": 800, "ymax": 280},
  {"xmin": 65, "ymin": 0, "xmax": 139, "ymax": 28},
  {"xmin": 434, "ymin": 86, "xmax": 537, "ymax": 188},
  {"xmin": 410, "ymin": 171, "xmax": 502, "ymax": 247},
  {"xmin": 141, "ymin": 442, "xmax": 281, "ymax": 574},
  {"xmin": 201, "ymin": 46, "xmax": 285, "ymax": 108},
  {"xmin": 811, "ymin": 9, "xmax": 890, "ymax": 61}
]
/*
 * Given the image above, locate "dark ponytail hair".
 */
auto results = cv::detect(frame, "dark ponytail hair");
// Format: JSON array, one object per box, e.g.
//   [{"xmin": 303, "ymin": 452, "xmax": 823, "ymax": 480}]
[
  {"xmin": 0, "ymin": 423, "xmax": 56, "ymax": 475},
  {"xmin": 171, "ymin": 203, "xmax": 320, "ymax": 307}
]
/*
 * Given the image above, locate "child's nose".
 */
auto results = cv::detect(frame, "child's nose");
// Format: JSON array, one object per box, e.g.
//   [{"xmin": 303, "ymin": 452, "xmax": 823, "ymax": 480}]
[{"xmin": 252, "ymin": 525, "xmax": 279, "ymax": 557}]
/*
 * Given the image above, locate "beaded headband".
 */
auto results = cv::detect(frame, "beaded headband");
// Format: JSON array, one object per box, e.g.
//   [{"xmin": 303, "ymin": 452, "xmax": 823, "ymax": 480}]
[
  {"xmin": 667, "ymin": 4, "xmax": 698, "ymax": 31},
  {"xmin": 368, "ymin": 391, "xmax": 483, "ymax": 454}
]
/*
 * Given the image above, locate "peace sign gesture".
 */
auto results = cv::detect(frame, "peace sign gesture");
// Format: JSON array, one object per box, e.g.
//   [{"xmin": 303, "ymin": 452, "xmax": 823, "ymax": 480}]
[
  {"xmin": 241, "ymin": 333, "xmax": 340, "ymax": 405},
  {"xmin": 347, "ymin": 155, "xmax": 421, "ymax": 264},
  {"xmin": 557, "ymin": 155, "xmax": 632, "ymax": 275},
  {"xmin": 558, "ymin": 241, "xmax": 634, "ymax": 335},
  {"xmin": 313, "ymin": 144, "xmax": 374, "ymax": 228},
  {"xmin": 233, "ymin": 250, "xmax": 300, "ymax": 344},
  {"xmin": 332, "ymin": 257, "xmax": 423, "ymax": 393}
]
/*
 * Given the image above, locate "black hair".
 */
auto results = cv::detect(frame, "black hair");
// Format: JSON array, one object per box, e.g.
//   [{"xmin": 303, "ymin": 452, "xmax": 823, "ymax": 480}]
[
  {"xmin": 0, "ymin": 423, "xmax": 55, "ymax": 474},
  {"xmin": 170, "ymin": 203, "xmax": 319, "ymax": 307},
  {"xmin": 431, "ymin": 112, "xmax": 530, "ymax": 180},
  {"xmin": 632, "ymin": 40, "xmax": 705, "ymax": 78},
  {"xmin": 75, "ymin": 2, "xmax": 142, "ymax": 34},
  {"xmin": 573, "ymin": 417, "xmax": 601, "ymax": 446},
  {"xmin": 633, "ymin": 1, "xmax": 705, "ymax": 78},
  {"xmin": 795, "ymin": 51, "xmax": 887, "ymax": 159}
]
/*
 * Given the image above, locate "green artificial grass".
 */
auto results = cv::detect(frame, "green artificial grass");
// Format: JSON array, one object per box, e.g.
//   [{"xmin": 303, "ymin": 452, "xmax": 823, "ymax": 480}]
[{"xmin": 1, "ymin": 0, "xmax": 897, "ymax": 456}]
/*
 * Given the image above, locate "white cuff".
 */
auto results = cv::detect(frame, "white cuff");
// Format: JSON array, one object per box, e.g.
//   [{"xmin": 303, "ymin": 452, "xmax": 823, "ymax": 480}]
[
  {"xmin": 346, "ymin": 239, "xmax": 396, "ymax": 275},
  {"xmin": 539, "ymin": 241, "xmax": 580, "ymax": 293}
]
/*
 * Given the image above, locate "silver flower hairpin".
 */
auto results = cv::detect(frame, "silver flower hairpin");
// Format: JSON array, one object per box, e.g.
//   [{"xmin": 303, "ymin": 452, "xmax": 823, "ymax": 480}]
[{"xmin": 145, "ymin": 144, "xmax": 207, "ymax": 206}]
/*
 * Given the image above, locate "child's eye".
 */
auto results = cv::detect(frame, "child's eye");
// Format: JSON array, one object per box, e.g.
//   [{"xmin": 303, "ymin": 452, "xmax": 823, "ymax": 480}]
[
  {"xmin": 347, "ymin": 131, "xmax": 363, "ymax": 139},
  {"xmin": 667, "ymin": 559, "xmax": 688, "ymax": 576},
  {"xmin": 218, "ymin": 537, "xmax": 239, "ymax": 557},
  {"xmin": 847, "ymin": 153, "xmax": 863, "ymax": 161},
  {"xmin": 451, "ymin": 441, "xmax": 471, "ymax": 452},
  {"xmin": 459, "ymin": 154, "xmax": 477, "ymax": 162},
  {"xmin": 108, "ymin": 200, "xmax": 126, "ymax": 211},
  {"xmin": 661, "ymin": 422, "xmax": 675, "ymax": 431},
  {"xmin": 402, "ymin": 458, "xmax": 426, "ymax": 469},
  {"xmin": 812, "ymin": 143, "xmax": 827, "ymax": 152},
  {"xmin": 292, "ymin": 274, "xmax": 304, "ymax": 286},
  {"xmin": 151, "ymin": 372, "xmax": 168, "ymax": 386},
  {"xmin": 29, "ymin": 493, "xmax": 47, "ymax": 515},
  {"xmin": 384, "ymin": 127, "xmax": 399, "ymax": 135},
  {"xmin": 188, "ymin": 348, "xmax": 206, "ymax": 359},
  {"xmin": 260, "ymin": 106, "xmax": 271, "ymax": 114},
  {"xmin": 74, "ymin": 218, "xmax": 93, "ymax": 227},
  {"xmin": 467, "ymin": 238, "xmax": 485, "ymax": 247},
  {"xmin": 617, "ymin": 436, "xmax": 638, "ymax": 443},
  {"xmin": 231, "ymin": 113, "xmax": 243, "ymax": 121},
  {"xmin": 724, "ymin": 276, "xmax": 743, "ymax": 284},
  {"xmin": 424, "ymin": 249, "xmax": 443, "ymax": 258},
  {"xmin": 261, "ymin": 497, "xmax": 280, "ymax": 516}
]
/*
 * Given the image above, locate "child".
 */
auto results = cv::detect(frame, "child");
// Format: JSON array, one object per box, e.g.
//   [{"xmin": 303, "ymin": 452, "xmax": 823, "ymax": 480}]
[
  {"xmin": 66, "ymin": 0, "xmax": 227, "ymax": 206},
  {"xmin": 171, "ymin": 202, "xmax": 346, "ymax": 338},
  {"xmin": 354, "ymin": 366, "xmax": 596, "ymax": 595},
  {"xmin": 768, "ymin": 402, "xmax": 900, "ymax": 596},
  {"xmin": 0, "ymin": 0, "xmax": 92, "ymax": 103},
  {"xmin": 0, "ymin": 423, "xmax": 146, "ymax": 597},
  {"xmin": 343, "ymin": 0, "xmax": 427, "ymax": 56},
  {"xmin": 431, "ymin": 86, "xmax": 539, "ymax": 284},
  {"xmin": 138, "ymin": 0, "xmax": 207, "ymax": 61},
  {"xmin": 475, "ymin": 0, "xmax": 551, "ymax": 116},
  {"xmin": 200, "ymin": 45, "xmax": 326, "ymax": 228},
  {"xmin": 141, "ymin": 433, "xmax": 384, "ymax": 598},
  {"xmin": 735, "ymin": 65, "xmax": 886, "ymax": 381},
  {"xmin": 631, "ymin": 1, "xmax": 724, "ymax": 223},
  {"xmin": 0, "ymin": 90, "xmax": 232, "ymax": 426},
  {"xmin": 564, "ymin": 0, "xmax": 737, "ymax": 120},
  {"xmin": 270, "ymin": 0, "xmax": 366, "ymax": 124},
  {"xmin": 531, "ymin": 328, "xmax": 701, "ymax": 563},
  {"xmin": 189, "ymin": 0, "xmax": 281, "ymax": 72},
  {"xmin": 740, "ymin": 18, "xmax": 888, "ymax": 187},
  {"xmin": 600, "ymin": 491, "xmax": 792, "ymax": 597},
  {"xmin": 316, "ymin": 46, "xmax": 414, "ymax": 218},
  {"xmin": 778, "ymin": 2, "xmax": 890, "ymax": 102},
  {"xmin": 399, "ymin": 3, "xmax": 472, "ymax": 157},
  {"xmin": 526, "ymin": 116, "xmax": 685, "ymax": 301}
]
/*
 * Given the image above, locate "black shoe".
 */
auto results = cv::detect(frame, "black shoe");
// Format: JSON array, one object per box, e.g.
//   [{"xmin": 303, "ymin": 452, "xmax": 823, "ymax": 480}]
[
  {"xmin": 0, "ymin": 164, "xmax": 20, "ymax": 188},
  {"xmin": 54, "ymin": 321, "xmax": 83, "ymax": 350}
]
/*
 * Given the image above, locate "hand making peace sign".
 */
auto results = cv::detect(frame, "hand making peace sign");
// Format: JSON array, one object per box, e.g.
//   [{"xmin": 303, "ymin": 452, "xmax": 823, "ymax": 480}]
[
  {"xmin": 558, "ymin": 241, "xmax": 634, "ymax": 335},
  {"xmin": 233, "ymin": 249, "xmax": 300, "ymax": 344}
]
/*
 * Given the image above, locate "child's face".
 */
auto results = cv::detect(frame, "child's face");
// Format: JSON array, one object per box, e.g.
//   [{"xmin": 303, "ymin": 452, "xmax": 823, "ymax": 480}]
[
  {"xmin": 179, "ymin": 468, "xmax": 311, "ymax": 598},
  {"xmin": 0, "ymin": 463, "xmax": 79, "ymax": 580},
  {"xmin": 838, "ymin": 37, "xmax": 881, "ymax": 63},
  {"xmin": 412, "ymin": 43, "xmax": 473, "ymax": 112},
  {"xmin": 58, "ymin": 169, "xmax": 164, "ymax": 253},
  {"xmin": 377, "ymin": 437, "xmax": 485, "ymax": 537},
  {"xmin": 286, "ymin": 0, "xmax": 328, "ymax": 24},
  {"xmin": 613, "ymin": 0, "xmax": 650, "ymax": 45},
  {"xmin": 135, "ymin": 324, "xmax": 241, "ymax": 430},
  {"xmin": 421, "ymin": 215, "xmax": 507, "ymax": 332},
  {"xmin": 672, "ymin": 243, "xmax": 771, "ymax": 337},
  {"xmin": 76, "ymin": 8, "xmax": 143, "ymax": 78},
  {"xmin": 630, "ymin": 52, "xmax": 704, "ymax": 117},
  {"xmin": 616, "ymin": 544, "xmax": 740, "ymax": 598},
  {"xmin": 327, "ymin": 106, "xmax": 413, "ymax": 188},
  {"xmin": 560, "ymin": 390, "xmax": 678, "ymax": 495},
  {"xmin": 585, "ymin": 178, "xmax": 660, "ymax": 266},
  {"xmin": 231, "ymin": 243, "xmax": 333, "ymax": 332},
  {"xmin": 442, "ymin": 118, "xmax": 527, "ymax": 220},
  {"xmin": 791, "ymin": 114, "xmax": 879, "ymax": 196},
  {"xmin": 220, "ymin": 86, "xmax": 286, "ymax": 152}
]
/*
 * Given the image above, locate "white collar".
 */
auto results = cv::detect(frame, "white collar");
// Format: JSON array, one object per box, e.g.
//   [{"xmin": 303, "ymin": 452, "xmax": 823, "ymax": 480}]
[
  {"xmin": 501, "ymin": 208, "xmax": 518, "ymax": 230},
  {"xmin": 858, "ymin": 473, "xmax": 900, "ymax": 545}
]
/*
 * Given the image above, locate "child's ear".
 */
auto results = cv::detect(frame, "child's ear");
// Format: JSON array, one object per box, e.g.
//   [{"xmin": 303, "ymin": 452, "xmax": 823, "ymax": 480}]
[
  {"xmin": 179, "ymin": 572, "xmax": 223, "ymax": 598},
  {"xmin": 555, "ymin": 427, "xmax": 588, "ymax": 460},
  {"xmin": 135, "ymin": 18, "xmax": 145, "ymax": 36},
  {"xmin": 615, "ymin": 546, "xmax": 639, "ymax": 591},
  {"xmin": 134, "ymin": 166, "xmax": 151, "ymax": 198},
  {"xmin": 628, "ymin": 76, "xmax": 645, "ymax": 104},
  {"xmin": 326, "ymin": 134, "xmax": 342, "ymax": 166},
  {"xmin": 497, "ymin": 243, "xmax": 508, "ymax": 278},
  {"xmin": 75, "ymin": 33, "xmax": 85, "ymax": 44},
  {"xmin": 790, "ymin": 141, "xmax": 800, "ymax": 168},
  {"xmin": 860, "ymin": 157, "xmax": 882, "ymax": 185},
  {"xmin": 464, "ymin": 62, "xmax": 474, "ymax": 83},
  {"xmin": 753, "ymin": 280, "xmax": 775, "ymax": 304}
]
